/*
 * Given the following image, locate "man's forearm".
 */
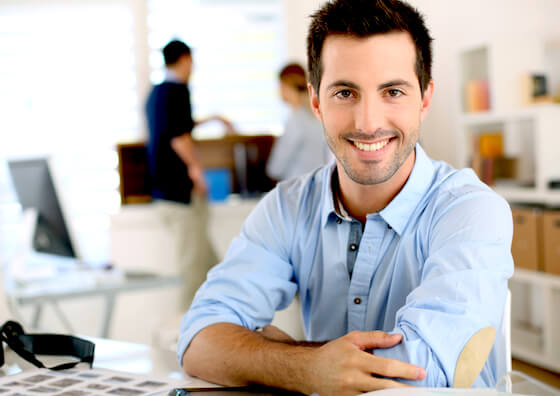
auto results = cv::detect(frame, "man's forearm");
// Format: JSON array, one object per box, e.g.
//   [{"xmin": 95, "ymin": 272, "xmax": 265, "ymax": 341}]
[
  {"xmin": 183, "ymin": 323, "xmax": 316, "ymax": 394},
  {"xmin": 183, "ymin": 323, "xmax": 425, "ymax": 396},
  {"xmin": 171, "ymin": 133, "xmax": 201, "ymax": 168}
]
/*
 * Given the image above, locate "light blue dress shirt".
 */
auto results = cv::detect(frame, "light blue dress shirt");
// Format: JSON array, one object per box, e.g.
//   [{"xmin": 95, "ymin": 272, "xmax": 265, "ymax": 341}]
[{"xmin": 178, "ymin": 144, "xmax": 514, "ymax": 388}]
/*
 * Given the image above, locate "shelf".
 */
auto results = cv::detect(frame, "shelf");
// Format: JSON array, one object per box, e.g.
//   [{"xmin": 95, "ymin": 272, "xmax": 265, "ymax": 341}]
[
  {"xmin": 493, "ymin": 186, "xmax": 560, "ymax": 206},
  {"xmin": 512, "ymin": 343, "xmax": 560, "ymax": 373},
  {"xmin": 459, "ymin": 103, "xmax": 560, "ymax": 125},
  {"xmin": 458, "ymin": 39, "xmax": 560, "ymax": 374},
  {"xmin": 511, "ymin": 268, "xmax": 560, "ymax": 288}
]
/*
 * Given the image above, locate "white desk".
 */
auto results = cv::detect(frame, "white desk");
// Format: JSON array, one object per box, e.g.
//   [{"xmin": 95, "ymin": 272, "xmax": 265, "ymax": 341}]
[
  {"xmin": 1, "ymin": 337, "xmax": 559, "ymax": 395},
  {"xmin": 0, "ymin": 336, "xmax": 216, "ymax": 390},
  {"xmin": 4, "ymin": 268, "xmax": 183, "ymax": 338}
]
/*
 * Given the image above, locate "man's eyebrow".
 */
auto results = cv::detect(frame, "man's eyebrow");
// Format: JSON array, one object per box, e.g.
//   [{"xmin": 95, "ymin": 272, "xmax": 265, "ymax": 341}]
[
  {"xmin": 378, "ymin": 79, "xmax": 414, "ymax": 90},
  {"xmin": 326, "ymin": 80, "xmax": 360, "ymax": 91}
]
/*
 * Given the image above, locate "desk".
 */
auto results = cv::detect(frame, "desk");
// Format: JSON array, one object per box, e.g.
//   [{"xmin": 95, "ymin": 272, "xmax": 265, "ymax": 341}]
[
  {"xmin": 5, "ymin": 269, "xmax": 183, "ymax": 338},
  {"xmin": 0, "ymin": 336, "xmax": 216, "ymax": 390},
  {"xmin": 1, "ymin": 338, "xmax": 559, "ymax": 395}
]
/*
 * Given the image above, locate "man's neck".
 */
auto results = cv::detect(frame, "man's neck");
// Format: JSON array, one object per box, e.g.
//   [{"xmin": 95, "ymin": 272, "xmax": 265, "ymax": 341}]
[
  {"xmin": 165, "ymin": 68, "xmax": 187, "ymax": 84},
  {"xmin": 335, "ymin": 150, "xmax": 416, "ymax": 223}
]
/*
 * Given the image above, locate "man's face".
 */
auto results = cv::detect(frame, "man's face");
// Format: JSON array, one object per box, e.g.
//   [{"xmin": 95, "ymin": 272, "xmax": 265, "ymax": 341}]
[
  {"xmin": 309, "ymin": 32, "xmax": 433, "ymax": 186},
  {"xmin": 179, "ymin": 54, "xmax": 193, "ymax": 82}
]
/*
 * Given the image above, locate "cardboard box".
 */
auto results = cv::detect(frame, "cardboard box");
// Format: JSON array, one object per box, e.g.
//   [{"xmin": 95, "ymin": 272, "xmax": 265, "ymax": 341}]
[
  {"xmin": 542, "ymin": 210, "xmax": 560, "ymax": 275},
  {"xmin": 511, "ymin": 207, "xmax": 542, "ymax": 271}
]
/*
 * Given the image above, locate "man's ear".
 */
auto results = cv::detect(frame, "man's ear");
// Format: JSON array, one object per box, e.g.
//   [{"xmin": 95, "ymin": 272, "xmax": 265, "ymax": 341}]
[
  {"xmin": 420, "ymin": 80, "xmax": 434, "ymax": 122},
  {"xmin": 308, "ymin": 83, "xmax": 322, "ymax": 121}
]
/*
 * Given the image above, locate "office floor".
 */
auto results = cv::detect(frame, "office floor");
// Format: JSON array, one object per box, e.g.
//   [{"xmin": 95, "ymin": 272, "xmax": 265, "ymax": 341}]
[{"xmin": 513, "ymin": 358, "xmax": 560, "ymax": 389}]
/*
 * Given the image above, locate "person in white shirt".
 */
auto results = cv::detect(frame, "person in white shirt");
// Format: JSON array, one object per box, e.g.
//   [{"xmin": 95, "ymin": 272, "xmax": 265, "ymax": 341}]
[{"xmin": 266, "ymin": 63, "xmax": 331, "ymax": 181}]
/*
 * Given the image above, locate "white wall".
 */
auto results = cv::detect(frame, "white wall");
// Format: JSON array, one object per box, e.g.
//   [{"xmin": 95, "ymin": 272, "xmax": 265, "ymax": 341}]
[{"xmin": 284, "ymin": 0, "xmax": 560, "ymax": 167}]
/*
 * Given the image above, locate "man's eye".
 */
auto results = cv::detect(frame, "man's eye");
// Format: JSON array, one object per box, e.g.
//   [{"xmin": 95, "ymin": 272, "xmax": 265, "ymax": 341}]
[
  {"xmin": 335, "ymin": 89, "xmax": 353, "ymax": 99},
  {"xmin": 387, "ymin": 89, "xmax": 403, "ymax": 97}
]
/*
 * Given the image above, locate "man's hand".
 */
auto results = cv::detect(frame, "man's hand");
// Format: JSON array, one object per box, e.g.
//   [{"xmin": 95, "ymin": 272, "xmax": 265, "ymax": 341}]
[
  {"xmin": 184, "ymin": 324, "xmax": 425, "ymax": 396},
  {"xmin": 303, "ymin": 331, "xmax": 426, "ymax": 396},
  {"xmin": 215, "ymin": 116, "xmax": 235, "ymax": 135},
  {"xmin": 187, "ymin": 165, "xmax": 208, "ymax": 197}
]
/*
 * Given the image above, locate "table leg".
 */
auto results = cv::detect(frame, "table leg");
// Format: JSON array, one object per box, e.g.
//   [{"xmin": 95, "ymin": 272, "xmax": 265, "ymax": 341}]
[
  {"xmin": 101, "ymin": 293, "xmax": 116, "ymax": 338},
  {"xmin": 31, "ymin": 303, "xmax": 43, "ymax": 329},
  {"xmin": 51, "ymin": 302, "xmax": 74, "ymax": 334}
]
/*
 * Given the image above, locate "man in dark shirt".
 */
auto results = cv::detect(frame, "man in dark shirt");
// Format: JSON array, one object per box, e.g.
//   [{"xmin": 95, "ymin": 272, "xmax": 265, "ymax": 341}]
[
  {"xmin": 146, "ymin": 40, "xmax": 232, "ymax": 203},
  {"xmin": 145, "ymin": 39, "xmax": 232, "ymax": 309}
]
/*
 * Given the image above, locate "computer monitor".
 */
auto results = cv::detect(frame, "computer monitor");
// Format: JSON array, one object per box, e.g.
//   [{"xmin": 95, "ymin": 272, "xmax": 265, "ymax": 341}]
[{"xmin": 8, "ymin": 158, "xmax": 79, "ymax": 259}]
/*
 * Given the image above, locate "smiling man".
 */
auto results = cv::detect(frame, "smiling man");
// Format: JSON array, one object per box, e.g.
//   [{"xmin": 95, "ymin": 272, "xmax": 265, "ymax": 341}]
[{"xmin": 178, "ymin": 1, "xmax": 513, "ymax": 395}]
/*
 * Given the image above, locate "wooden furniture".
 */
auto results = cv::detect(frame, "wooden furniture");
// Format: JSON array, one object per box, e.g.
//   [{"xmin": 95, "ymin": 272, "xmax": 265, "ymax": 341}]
[
  {"xmin": 116, "ymin": 142, "xmax": 152, "ymax": 204},
  {"xmin": 116, "ymin": 135, "xmax": 276, "ymax": 204}
]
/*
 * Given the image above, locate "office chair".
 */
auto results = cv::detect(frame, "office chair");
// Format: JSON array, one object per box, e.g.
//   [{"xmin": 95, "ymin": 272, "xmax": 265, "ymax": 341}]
[{"xmin": 496, "ymin": 289, "xmax": 512, "ymax": 378}]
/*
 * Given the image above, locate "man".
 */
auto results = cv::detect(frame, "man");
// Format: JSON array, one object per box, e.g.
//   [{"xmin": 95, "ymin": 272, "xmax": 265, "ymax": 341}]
[
  {"xmin": 146, "ymin": 39, "xmax": 233, "ymax": 203},
  {"xmin": 178, "ymin": 1, "xmax": 513, "ymax": 394},
  {"xmin": 145, "ymin": 40, "xmax": 232, "ymax": 309}
]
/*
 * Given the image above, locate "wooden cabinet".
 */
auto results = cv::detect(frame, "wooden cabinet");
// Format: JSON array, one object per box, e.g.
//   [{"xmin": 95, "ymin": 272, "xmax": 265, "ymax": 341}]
[{"xmin": 116, "ymin": 135, "xmax": 275, "ymax": 204}]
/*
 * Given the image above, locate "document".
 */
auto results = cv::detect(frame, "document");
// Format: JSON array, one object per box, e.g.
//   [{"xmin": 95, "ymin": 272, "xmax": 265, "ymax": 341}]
[
  {"xmin": 0, "ymin": 367, "xmax": 190, "ymax": 396},
  {"xmin": 362, "ymin": 388, "xmax": 533, "ymax": 395}
]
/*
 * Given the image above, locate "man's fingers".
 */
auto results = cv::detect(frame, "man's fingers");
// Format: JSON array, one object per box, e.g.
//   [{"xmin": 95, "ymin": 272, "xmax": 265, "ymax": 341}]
[
  {"xmin": 365, "ymin": 354, "xmax": 426, "ymax": 381},
  {"xmin": 349, "ymin": 330, "xmax": 402, "ymax": 350},
  {"xmin": 366, "ymin": 377, "xmax": 411, "ymax": 391}
]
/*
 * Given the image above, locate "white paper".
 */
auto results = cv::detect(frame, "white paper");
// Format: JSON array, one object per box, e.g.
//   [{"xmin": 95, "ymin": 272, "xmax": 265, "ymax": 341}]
[
  {"xmin": 362, "ymin": 387, "xmax": 533, "ymax": 396},
  {"xmin": 0, "ymin": 367, "xmax": 191, "ymax": 396}
]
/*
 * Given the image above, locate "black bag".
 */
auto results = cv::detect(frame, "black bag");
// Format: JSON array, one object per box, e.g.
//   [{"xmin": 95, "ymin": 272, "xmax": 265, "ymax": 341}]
[{"xmin": 0, "ymin": 320, "xmax": 95, "ymax": 370}]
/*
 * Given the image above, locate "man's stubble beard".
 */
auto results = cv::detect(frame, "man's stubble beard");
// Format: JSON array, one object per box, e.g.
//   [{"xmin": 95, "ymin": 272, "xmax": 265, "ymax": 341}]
[{"xmin": 324, "ymin": 127, "xmax": 419, "ymax": 186}]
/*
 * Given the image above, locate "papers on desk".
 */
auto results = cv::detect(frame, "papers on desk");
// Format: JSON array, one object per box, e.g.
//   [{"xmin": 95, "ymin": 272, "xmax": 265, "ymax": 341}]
[
  {"xmin": 0, "ymin": 367, "xmax": 189, "ymax": 396},
  {"xmin": 362, "ymin": 388, "xmax": 533, "ymax": 395},
  {"xmin": 6, "ymin": 251, "xmax": 124, "ymax": 294}
]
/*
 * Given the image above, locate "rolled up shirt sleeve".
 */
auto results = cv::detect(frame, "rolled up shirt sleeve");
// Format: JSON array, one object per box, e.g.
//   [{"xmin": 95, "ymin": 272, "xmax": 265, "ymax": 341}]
[
  {"xmin": 177, "ymin": 189, "xmax": 299, "ymax": 363},
  {"xmin": 373, "ymin": 189, "xmax": 514, "ymax": 387}
]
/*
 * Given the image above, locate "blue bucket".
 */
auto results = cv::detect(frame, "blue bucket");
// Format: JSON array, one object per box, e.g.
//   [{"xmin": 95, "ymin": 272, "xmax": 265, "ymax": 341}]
[{"xmin": 204, "ymin": 168, "xmax": 232, "ymax": 202}]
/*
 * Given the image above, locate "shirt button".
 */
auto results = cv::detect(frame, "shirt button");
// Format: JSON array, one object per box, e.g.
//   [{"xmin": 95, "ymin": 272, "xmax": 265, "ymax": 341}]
[
  {"xmin": 336, "ymin": 217, "xmax": 342, "ymax": 224},
  {"xmin": 349, "ymin": 243, "xmax": 357, "ymax": 251},
  {"xmin": 353, "ymin": 297, "xmax": 362, "ymax": 305}
]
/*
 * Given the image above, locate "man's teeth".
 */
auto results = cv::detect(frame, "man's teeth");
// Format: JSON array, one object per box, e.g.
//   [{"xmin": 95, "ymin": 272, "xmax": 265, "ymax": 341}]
[{"xmin": 353, "ymin": 139, "xmax": 389, "ymax": 152}]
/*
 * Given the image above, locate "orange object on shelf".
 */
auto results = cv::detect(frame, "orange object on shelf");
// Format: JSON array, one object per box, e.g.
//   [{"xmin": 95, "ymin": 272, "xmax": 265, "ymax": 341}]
[
  {"xmin": 465, "ymin": 79, "xmax": 490, "ymax": 112},
  {"xmin": 478, "ymin": 133, "xmax": 503, "ymax": 157}
]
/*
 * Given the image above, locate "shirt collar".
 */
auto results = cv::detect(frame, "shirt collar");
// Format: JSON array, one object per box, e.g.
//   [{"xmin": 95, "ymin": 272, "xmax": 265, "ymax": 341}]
[
  {"xmin": 320, "ymin": 143, "xmax": 435, "ymax": 234},
  {"xmin": 164, "ymin": 69, "xmax": 183, "ymax": 83},
  {"xmin": 378, "ymin": 144, "xmax": 434, "ymax": 235},
  {"xmin": 320, "ymin": 161, "xmax": 340, "ymax": 228}
]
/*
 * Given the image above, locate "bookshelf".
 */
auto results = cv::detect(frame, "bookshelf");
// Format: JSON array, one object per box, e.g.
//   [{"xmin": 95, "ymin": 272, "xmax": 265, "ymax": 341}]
[
  {"xmin": 457, "ymin": 41, "xmax": 560, "ymax": 372},
  {"xmin": 458, "ymin": 104, "xmax": 560, "ymax": 206}
]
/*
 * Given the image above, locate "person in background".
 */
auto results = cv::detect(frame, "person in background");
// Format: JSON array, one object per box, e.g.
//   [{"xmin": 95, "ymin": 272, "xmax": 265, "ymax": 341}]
[
  {"xmin": 266, "ymin": 63, "xmax": 331, "ymax": 181},
  {"xmin": 177, "ymin": 0, "xmax": 513, "ymax": 394},
  {"xmin": 145, "ymin": 39, "xmax": 233, "ymax": 310}
]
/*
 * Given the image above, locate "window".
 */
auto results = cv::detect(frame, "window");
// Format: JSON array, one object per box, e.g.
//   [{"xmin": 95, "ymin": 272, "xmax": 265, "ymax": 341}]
[
  {"xmin": 0, "ymin": 0, "xmax": 287, "ymax": 265},
  {"xmin": 0, "ymin": 1, "xmax": 138, "ymax": 263},
  {"xmin": 147, "ymin": 0, "xmax": 286, "ymax": 138}
]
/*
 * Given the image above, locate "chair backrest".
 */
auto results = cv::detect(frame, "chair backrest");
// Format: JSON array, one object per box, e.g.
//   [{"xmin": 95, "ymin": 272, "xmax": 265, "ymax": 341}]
[{"xmin": 495, "ymin": 288, "xmax": 512, "ymax": 379}]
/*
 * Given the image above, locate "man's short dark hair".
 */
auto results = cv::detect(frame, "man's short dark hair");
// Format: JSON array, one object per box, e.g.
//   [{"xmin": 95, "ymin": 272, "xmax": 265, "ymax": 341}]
[
  {"xmin": 307, "ymin": 0, "xmax": 433, "ymax": 96},
  {"xmin": 163, "ymin": 40, "xmax": 191, "ymax": 66}
]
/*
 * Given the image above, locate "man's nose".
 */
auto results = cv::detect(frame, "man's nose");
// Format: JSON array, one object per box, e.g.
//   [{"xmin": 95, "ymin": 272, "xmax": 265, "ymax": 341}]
[{"xmin": 354, "ymin": 96, "xmax": 384, "ymax": 134}]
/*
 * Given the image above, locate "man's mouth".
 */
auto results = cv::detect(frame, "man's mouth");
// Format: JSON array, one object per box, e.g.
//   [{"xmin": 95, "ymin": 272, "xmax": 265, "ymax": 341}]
[{"xmin": 349, "ymin": 137, "xmax": 392, "ymax": 152}]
